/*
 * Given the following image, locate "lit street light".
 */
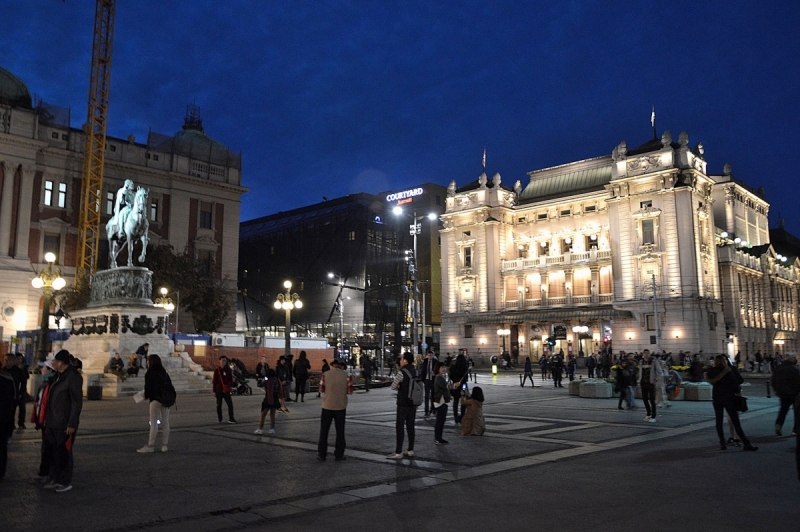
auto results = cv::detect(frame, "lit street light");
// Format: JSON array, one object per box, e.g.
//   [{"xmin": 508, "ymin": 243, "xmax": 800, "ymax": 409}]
[
  {"xmin": 496, "ymin": 328, "xmax": 511, "ymax": 353},
  {"xmin": 274, "ymin": 281, "xmax": 302, "ymax": 357},
  {"xmin": 393, "ymin": 206, "xmax": 437, "ymax": 356},
  {"xmin": 154, "ymin": 287, "xmax": 175, "ymax": 334},
  {"xmin": 31, "ymin": 252, "xmax": 66, "ymax": 361}
]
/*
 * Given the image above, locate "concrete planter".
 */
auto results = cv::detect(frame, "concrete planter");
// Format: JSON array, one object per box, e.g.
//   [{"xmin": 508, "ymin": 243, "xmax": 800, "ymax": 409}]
[
  {"xmin": 683, "ymin": 383, "xmax": 712, "ymax": 401},
  {"xmin": 569, "ymin": 380, "xmax": 582, "ymax": 396},
  {"xmin": 580, "ymin": 381, "xmax": 612, "ymax": 398}
]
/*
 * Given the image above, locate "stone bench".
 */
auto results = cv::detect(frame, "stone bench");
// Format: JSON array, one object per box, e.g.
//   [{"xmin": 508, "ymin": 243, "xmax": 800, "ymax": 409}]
[
  {"xmin": 579, "ymin": 380, "xmax": 613, "ymax": 398},
  {"xmin": 682, "ymin": 383, "xmax": 712, "ymax": 401}
]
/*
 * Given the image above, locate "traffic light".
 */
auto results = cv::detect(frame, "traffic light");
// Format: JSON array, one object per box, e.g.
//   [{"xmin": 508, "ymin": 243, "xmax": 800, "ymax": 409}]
[{"xmin": 545, "ymin": 336, "xmax": 556, "ymax": 347}]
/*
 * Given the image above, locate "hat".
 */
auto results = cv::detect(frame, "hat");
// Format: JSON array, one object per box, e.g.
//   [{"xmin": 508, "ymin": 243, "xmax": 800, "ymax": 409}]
[
  {"xmin": 38, "ymin": 356, "xmax": 55, "ymax": 371},
  {"xmin": 54, "ymin": 349, "xmax": 71, "ymax": 364}
]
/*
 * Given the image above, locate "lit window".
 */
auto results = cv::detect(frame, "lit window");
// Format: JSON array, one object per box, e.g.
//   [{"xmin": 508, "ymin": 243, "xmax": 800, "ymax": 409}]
[
  {"xmin": 642, "ymin": 219, "xmax": 655, "ymax": 245},
  {"xmin": 57, "ymin": 183, "xmax": 67, "ymax": 208},
  {"xmin": 106, "ymin": 191, "xmax": 114, "ymax": 214},
  {"xmin": 464, "ymin": 246, "xmax": 472, "ymax": 269},
  {"xmin": 44, "ymin": 181, "xmax": 53, "ymax": 206},
  {"xmin": 150, "ymin": 200, "xmax": 158, "ymax": 222},
  {"xmin": 640, "ymin": 200, "xmax": 652, "ymax": 209},
  {"xmin": 348, "ymin": 231, "xmax": 356, "ymax": 241}
]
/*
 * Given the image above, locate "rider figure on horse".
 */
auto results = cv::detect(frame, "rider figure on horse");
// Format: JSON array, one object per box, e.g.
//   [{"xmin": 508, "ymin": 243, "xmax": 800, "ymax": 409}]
[{"xmin": 110, "ymin": 179, "xmax": 135, "ymax": 238}]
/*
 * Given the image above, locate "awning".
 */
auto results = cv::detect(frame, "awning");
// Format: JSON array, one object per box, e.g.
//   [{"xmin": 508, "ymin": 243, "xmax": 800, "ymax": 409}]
[
  {"xmin": 464, "ymin": 307, "xmax": 632, "ymax": 325},
  {"xmin": 773, "ymin": 330, "xmax": 796, "ymax": 341}
]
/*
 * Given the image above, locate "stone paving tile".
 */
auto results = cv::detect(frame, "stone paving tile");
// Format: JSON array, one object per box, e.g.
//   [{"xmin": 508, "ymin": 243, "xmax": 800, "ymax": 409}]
[
  {"xmin": 343, "ymin": 483, "xmax": 402, "ymax": 499},
  {"xmin": 221, "ymin": 511, "xmax": 264, "ymax": 524},
  {"xmin": 141, "ymin": 515, "xmax": 233, "ymax": 532},
  {"xmin": 287, "ymin": 492, "xmax": 362, "ymax": 510}
]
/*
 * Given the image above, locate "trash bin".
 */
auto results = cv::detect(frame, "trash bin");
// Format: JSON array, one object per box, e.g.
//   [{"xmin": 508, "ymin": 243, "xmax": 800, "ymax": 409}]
[{"xmin": 87, "ymin": 384, "xmax": 103, "ymax": 400}]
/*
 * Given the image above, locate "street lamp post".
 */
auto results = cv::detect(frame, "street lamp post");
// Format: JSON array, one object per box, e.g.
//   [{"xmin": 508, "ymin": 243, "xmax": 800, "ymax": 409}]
[
  {"xmin": 274, "ymin": 281, "xmax": 302, "ymax": 357},
  {"xmin": 394, "ymin": 207, "xmax": 437, "ymax": 356},
  {"xmin": 497, "ymin": 328, "xmax": 510, "ymax": 354},
  {"xmin": 31, "ymin": 252, "xmax": 66, "ymax": 361},
  {"xmin": 328, "ymin": 272, "xmax": 345, "ymax": 358},
  {"xmin": 154, "ymin": 287, "xmax": 175, "ymax": 335}
]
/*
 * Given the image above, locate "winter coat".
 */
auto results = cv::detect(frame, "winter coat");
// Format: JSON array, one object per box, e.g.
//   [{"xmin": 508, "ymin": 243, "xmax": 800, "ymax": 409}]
[{"xmin": 45, "ymin": 365, "xmax": 83, "ymax": 431}]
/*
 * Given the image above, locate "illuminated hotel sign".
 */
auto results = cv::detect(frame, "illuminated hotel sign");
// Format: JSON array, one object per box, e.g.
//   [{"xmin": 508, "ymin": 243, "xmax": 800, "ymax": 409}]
[{"xmin": 386, "ymin": 187, "xmax": 424, "ymax": 203}]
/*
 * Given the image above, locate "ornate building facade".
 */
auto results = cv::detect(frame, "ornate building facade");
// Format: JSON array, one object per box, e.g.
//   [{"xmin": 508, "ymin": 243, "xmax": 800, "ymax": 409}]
[
  {"xmin": 440, "ymin": 131, "xmax": 798, "ymax": 360},
  {"xmin": 0, "ymin": 66, "xmax": 245, "ymax": 340}
]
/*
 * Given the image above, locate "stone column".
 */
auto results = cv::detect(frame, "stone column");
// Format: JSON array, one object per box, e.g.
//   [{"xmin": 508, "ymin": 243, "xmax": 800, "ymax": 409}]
[
  {"xmin": 590, "ymin": 266, "xmax": 599, "ymax": 303},
  {"xmin": 15, "ymin": 165, "xmax": 36, "ymax": 258},
  {"xmin": 565, "ymin": 269, "xmax": 574, "ymax": 305},
  {"xmin": 0, "ymin": 161, "xmax": 16, "ymax": 257},
  {"xmin": 541, "ymin": 271, "xmax": 549, "ymax": 305}
]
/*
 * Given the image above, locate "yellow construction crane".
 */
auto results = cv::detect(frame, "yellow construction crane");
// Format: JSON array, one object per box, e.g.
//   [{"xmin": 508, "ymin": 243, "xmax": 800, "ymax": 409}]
[{"xmin": 75, "ymin": 0, "xmax": 116, "ymax": 287}]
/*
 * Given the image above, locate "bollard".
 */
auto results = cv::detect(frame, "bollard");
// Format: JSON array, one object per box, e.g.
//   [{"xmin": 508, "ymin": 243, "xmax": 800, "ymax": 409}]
[
  {"xmin": 766, "ymin": 381, "xmax": 771, "ymax": 399},
  {"xmin": 519, "ymin": 373, "xmax": 523, "ymax": 386}
]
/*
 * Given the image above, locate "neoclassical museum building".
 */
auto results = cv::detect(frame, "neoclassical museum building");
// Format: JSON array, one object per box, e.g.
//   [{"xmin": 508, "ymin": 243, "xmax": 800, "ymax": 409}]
[
  {"xmin": 440, "ymin": 131, "xmax": 798, "ymax": 361},
  {"xmin": 0, "ymin": 66, "xmax": 245, "ymax": 341}
]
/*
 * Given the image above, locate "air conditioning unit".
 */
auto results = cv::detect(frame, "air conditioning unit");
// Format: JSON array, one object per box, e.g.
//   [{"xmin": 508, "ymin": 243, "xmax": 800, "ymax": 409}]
[{"xmin": 215, "ymin": 337, "xmax": 224, "ymax": 346}]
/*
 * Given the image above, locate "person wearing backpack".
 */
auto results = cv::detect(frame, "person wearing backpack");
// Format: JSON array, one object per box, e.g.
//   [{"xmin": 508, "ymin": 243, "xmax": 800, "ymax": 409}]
[
  {"xmin": 388, "ymin": 352, "xmax": 419, "ymax": 460},
  {"xmin": 138, "ymin": 355, "xmax": 175, "ymax": 453}
]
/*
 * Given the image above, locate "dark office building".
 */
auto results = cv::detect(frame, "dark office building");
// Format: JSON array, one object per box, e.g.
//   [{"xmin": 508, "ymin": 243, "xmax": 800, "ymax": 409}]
[{"xmin": 237, "ymin": 183, "xmax": 446, "ymax": 356}]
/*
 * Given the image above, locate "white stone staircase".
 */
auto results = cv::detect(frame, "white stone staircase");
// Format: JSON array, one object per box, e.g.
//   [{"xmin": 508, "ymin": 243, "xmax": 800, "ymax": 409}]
[{"xmin": 89, "ymin": 353, "xmax": 212, "ymax": 398}]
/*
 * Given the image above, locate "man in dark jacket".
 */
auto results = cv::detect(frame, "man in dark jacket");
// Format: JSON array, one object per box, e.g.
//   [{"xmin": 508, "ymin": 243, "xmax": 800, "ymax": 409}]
[
  {"xmin": 771, "ymin": 354, "xmax": 800, "ymax": 436},
  {"xmin": 419, "ymin": 350, "xmax": 438, "ymax": 415},
  {"xmin": 44, "ymin": 349, "xmax": 83, "ymax": 492},
  {"xmin": 388, "ymin": 352, "xmax": 418, "ymax": 459},
  {"xmin": 706, "ymin": 355, "xmax": 757, "ymax": 452},
  {"xmin": 1, "ymin": 356, "xmax": 18, "ymax": 481},
  {"xmin": 359, "ymin": 355, "xmax": 373, "ymax": 393},
  {"xmin": 11, "ymin": 354, "xmax": 29, "ymax": 429}
]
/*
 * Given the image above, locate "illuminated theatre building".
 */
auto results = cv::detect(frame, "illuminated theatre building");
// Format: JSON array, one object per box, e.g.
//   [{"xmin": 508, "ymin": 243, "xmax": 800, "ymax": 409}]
[
  {"xmin": 440, "ymin": 131, "xmax": 799, "ymax": 360},
  {"xmin": 0, "ymin": 66, "xmax": 245, "ymax": 339}
]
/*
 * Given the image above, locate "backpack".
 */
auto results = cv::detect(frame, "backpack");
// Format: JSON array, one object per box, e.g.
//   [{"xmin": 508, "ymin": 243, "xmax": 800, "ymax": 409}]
[
  {"xmin": 402, "ymin": 369, "xmax": 424, "ymax": 407},
  {"xmin": 160, "ymin": 371, "xmax": 177, "ymax": 408}
]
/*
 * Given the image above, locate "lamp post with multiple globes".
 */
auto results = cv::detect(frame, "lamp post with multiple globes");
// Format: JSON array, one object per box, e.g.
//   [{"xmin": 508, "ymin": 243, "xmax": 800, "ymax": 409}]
[
  {"xmin": 153, "ymin": 287, "xmax": 175, "ymax": 334},
  {"xmin": 31, "ymin": 252, "xmax": 66, "ymax": 361},
  {"xmin": 274, "ymin": 281, "xmax": 302, "ymax": 357}
]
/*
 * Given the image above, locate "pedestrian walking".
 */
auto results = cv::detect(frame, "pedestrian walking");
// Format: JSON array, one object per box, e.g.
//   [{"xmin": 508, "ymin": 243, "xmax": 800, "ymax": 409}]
[
  {"xmin": 317, "ymin": 359, "xmax": 350, "ymax": 461},
  {"xmin": 43, "ymin": 349, "xmax": 83, "ymax": 493},
  {"xmin": 449, "ymin": 354, "xmax": 469, "ymax": 424},
  {"xmin": 137, "ymin": 355, "xmax": 175, "ymax": 453},
  {"xmin": 616, "ymin": 359, "xmax": 630, "ymax": 410},
  {"xmin": 586, "ymin": 354, "xmax": 597, "ymax": 378},
  {"xmin": 12, "ymin": 354, "xmax": 29, "ymax": 429},
  {"xmin": 360, "ymin": 354, "xmax": 373, "ymax": 393},
  {"xmin": 212, "ymin": 356, "xmax": 237, "ymax": 424},
  {"xmin": 420, "ymin": 349, "xmax": 438, "ymax": 415},
  {"xmin": 771, "ymin": 354, "xmax": 800, "ymax": 436},
  {"xmin": 432, "ymin": 362, "xmax": 451, "ymax": 444},
  {"xmin": 638, "ymin": 349, "xmax": 662, "ymax": 423},
  {"xmin": 255, "ymin": 369, "xmax": 281, "ymax": 435},
  {"xmin": 388, "ymin": 352, "xmax": 419, "ymax": 459},
  {"xmin": 293, "ymin": 350, "xmax": 311, "ymax": 402},
  {"xmin": 551, "ymin": 354, "xmax": 564, "ymax": 388},
  {"xmin": 521, "ymin": 357, "xmax": 535, "ymax": 387},
  {"xmin": 706, "ymin": 355, "xmax": 757, "ymax": 451},
  {"xmin": 539, "ymin": 355, "xmax": 548, "ymax": 380}
]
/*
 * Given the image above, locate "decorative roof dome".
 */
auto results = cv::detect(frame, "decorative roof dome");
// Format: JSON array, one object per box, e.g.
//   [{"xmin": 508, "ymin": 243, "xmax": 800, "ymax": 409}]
[{"xmin": 0, "ymin": 66, "xmax": 33, "ymax": 109}]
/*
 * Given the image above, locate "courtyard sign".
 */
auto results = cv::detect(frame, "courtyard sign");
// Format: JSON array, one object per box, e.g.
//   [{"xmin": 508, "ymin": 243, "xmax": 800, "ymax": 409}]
[{"xmin": 386, "ymin": 187, "xmax": 424, "ymax": 203}]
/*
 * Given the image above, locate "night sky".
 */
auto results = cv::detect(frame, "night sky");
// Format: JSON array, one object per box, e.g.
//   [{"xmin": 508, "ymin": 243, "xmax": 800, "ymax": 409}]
[{"xmin": 3, "ymin": 1, "xmax": 799, "ymax": 231}]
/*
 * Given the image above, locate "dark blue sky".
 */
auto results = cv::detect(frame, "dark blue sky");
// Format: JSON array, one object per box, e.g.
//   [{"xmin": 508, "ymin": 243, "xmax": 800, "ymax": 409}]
[{"xmin": 4, "ymin": 1, "xmax": 800, "ymax": 230}]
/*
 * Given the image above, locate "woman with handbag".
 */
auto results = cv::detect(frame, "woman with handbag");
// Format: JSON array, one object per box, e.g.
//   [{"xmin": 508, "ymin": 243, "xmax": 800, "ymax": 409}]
[
  {"xmin": 706, "ymin": 355, "xmax": 757, "ymax": 452},
  {"xmin": 432, "ymin": 362, "xmax": 451, "ymax": 445}
]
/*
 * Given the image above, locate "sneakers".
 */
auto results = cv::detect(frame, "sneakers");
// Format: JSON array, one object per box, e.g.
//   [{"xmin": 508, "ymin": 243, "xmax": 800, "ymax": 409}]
[
  {"xmin": 434, "ymin": 439, "xmax": 449, "ymax": 445},
  {"xmin": 647, "ymin": 418, "xmax": 657, "ymax": 423},
  {"xmin": 387, "ymin": 453, "xmax": 404, "ymax": 460},
  {"xmin": 404, "ymin": 450, "xmax": 414, "ymax": 457},
  {"xmin": 644, "ymin": 416, "xmax": 651, "ymax": 421},
  {"xmin": 775, "ymin": 424, "xmax": 783, "ymax": 436},
  {"xmin": 43, "ymin": 479, "xmax": 59, "ymax": 490},
  {"xmin": 161, "ymin": 446, "xmax": 168, "ymax": 453},
  {"xmin": 54, "ymin": 484, "xmax": 73, "ymax": 493},
  {"xmin": 137, "ymin": 445, "xmax": 155, "ymax": 453},
  {"xmin": 254, "ymin": 429, "xmax": 263, "ymax": 435},
  {"xmin": 227, "ymin": 419, "xmax": 238, "ymax": 424},
  {"xmin": 269, "ymin": 429, "xmax": 275, "ymax": 434},
  {"xmin": 743, "ymin": 445, "xmax": 759, "ymax": 452}
]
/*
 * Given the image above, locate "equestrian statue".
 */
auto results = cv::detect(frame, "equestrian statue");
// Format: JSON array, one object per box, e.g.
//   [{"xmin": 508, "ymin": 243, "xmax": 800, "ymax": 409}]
[{"xmin": 105, "ymin": 179, "xmax": 150, "ymax": 268}]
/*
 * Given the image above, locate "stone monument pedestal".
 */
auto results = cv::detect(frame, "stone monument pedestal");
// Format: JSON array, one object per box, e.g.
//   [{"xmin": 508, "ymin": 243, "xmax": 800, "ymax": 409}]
[{"xmin": 62, "ymin": 267, "xmax": 173, "ymax": 396}]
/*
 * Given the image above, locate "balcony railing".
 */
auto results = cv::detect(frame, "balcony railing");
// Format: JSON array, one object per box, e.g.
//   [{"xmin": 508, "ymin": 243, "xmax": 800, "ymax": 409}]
[
  {"xmin": 503, "ymin": 293, "xmax": 613, "ymax": 310},
  {"xmin": 502, "ymin": 249, "xmax": 611, "ymax": 272}
]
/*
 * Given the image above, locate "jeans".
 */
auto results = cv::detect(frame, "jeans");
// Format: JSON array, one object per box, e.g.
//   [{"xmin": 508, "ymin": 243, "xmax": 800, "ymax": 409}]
[
  {"xmin": 318, "ymin": 408, "xmax": 346, "ymax": 459},
  {"xmin": 395, "ymin": 405, "xmax": 417, "ymax": 453},
  {"xmin": 434, "ymin": 403, "xmax": 448, "ymax": 441},
  {"xmin": 714, "ymin": 401, "xmax": 751, "ymax": 446},
  {"xmin": 776, "ymin": 395, "xmax": 798, "ymax": 429},
  {"xmin": 215, "ymin": 392, "xmax": 235, "ymax": 422},
  {"xmin": 452, "ymin": 388, "xmax": 464, "ymax": 422},
  {"xmin": 148, "ymin": 401, "xmax": 170, "ymax": 447},
  {"xmin": 627, "ymin": 386, "xmax": 637, "ymax": 407},
  {"xmin": 618, "ymin": 387, "xmax": 628, "ymax": 409},
  {"xmin": 522, "ymin": 372, "xmax": 535, "ymax": 386},
  {"xmin": 641, "ymin": 383, "xmax": 656, "ymax": 418}
]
